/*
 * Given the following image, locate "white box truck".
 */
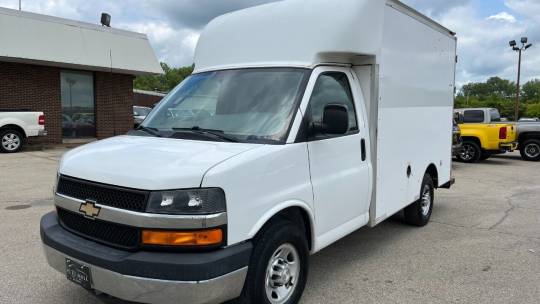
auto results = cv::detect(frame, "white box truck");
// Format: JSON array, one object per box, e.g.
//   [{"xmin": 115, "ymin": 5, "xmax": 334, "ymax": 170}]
[{"xmin": 40, "ymin": 0, "xmax": 456, "ymax": 303}]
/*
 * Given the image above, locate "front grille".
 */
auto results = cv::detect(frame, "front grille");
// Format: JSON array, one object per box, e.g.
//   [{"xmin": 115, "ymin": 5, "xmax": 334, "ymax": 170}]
[
  {"xmin": 57, "ymin": 176, "xmax": 149, "ymax": 212},
  {"xmin": 57, "ymin": 208, "xmax": 140, "ymax": 249}
]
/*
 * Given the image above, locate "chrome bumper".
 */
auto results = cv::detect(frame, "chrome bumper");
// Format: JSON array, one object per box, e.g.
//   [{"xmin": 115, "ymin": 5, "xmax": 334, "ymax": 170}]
[
  {"xmin": 38, "ymin": 129, "xmax": 48, "ymax": 136},
  {"xmin": 43, "ymin": 245, "xmax": 247, "ymax": 304}
]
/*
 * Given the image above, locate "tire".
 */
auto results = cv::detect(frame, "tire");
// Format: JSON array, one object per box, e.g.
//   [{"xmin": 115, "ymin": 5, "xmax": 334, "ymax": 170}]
[
  {"xmin": 404, "ymin": 174, "xmax": 434, "ymax": 227},
  {"xmin": 0, "ymin": 129, "xmax": 24, "ymax": 153},
  {"xmin": 456, "ymin": 140, "xmax": 481, "ymax": 163},
  {"xmin": 235, "ymin": 220, "xmax": 309, "ymax": 304},
  {"xmin": 520, "ymin": 139, "xmax": 540, "ymax": 162},
  {"xmin": 479, "ymin": 152, "xmax": 492, "ymax": 161}
]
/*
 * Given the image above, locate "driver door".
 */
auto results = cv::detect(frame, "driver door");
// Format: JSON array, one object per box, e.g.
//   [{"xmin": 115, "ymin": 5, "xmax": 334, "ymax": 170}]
[{"xmin": 304, "ymin": 67, "xmax": 371, "ymax": 245}]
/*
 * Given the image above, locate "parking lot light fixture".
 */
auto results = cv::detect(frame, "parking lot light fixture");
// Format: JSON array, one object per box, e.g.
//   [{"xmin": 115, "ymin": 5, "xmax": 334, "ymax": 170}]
[{"xmin": 509, "ymin": 37, "xmax": 533, "ymax": 121}]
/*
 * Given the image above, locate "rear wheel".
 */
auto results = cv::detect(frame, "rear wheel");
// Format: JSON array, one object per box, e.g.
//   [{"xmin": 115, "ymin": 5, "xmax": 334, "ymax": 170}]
[
  {"xmin": 457, "ymin": 141, "xmax": 481, "ymax": 163},
  {"xmin": 0, "ymin": 129, "xmax": 24, "ymax": 153},
  {"xmin": 520, "ymin": 139, "xmax": 540, "ymax": 161},
  {"xmin": 404, "ymin": 173, "xmax": 434, "ymax": 226},
  {"xmin": 235, "ymin": 221, "xmax": 309, "ymax": 304}
]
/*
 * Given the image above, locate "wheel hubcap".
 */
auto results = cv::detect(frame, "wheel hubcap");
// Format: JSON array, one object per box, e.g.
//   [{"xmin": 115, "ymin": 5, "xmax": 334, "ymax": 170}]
[
  {"xmin": 525, "ymin": 143, "xmax": 540, "ymax": 158},
  {"xmin": 420, "ymin": 184, "xmax": 431, "ymax": 216},
  {"xmin": 1, "ymin": 133, "xmax": 21, "ymax": 151},
  {"xmin": 459, "ymin": 144, "xmax": 475, "ymax": 161},
  {"xmin": 265, "ymin": 243, "xmax": 300, "ymax": 304}
]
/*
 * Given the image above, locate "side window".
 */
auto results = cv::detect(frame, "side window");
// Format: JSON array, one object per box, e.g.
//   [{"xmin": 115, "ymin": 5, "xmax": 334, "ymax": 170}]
[
  {"xmin": 490, "ymin": 109, "xmax": 501, "ymax": 122},
  {"xmin": 463, "ymin": 110, "xmax": 485, "ymax": 123},
  {"xmin": 307, "ymin": 72, "xmax": 358, "ymax": 139}
]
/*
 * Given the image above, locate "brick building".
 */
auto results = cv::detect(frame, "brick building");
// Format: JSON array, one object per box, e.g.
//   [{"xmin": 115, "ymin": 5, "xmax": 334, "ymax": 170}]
[
  {"xmin": 0, "ymin": 8, "xmax": 162, "ymax": 144},
  {"xmin": 133, "ymin": 89, "xmax": 166, "ymax": 108}
]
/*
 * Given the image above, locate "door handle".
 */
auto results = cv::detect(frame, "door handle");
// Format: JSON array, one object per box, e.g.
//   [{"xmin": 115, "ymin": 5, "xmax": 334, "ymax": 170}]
[{"xmin": 361, "ymin": 139, "xmax": 366, "ymax": 161}]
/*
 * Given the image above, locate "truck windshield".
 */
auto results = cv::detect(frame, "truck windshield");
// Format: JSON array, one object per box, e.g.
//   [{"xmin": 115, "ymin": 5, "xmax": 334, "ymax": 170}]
[{"xmin": 141, "ymin": 68, "xmax": 309, "ymax": 143}]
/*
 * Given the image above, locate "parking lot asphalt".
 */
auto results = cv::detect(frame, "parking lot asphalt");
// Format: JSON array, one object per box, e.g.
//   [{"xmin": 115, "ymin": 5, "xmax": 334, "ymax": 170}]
[{"xmin": 0, "ymin": 149, "xmax": 539, "ymax": 304}]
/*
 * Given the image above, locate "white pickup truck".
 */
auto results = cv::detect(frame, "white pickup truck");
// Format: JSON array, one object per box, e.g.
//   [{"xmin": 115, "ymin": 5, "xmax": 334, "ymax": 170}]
[
  {"xmin": 0, "ymin": 110, "xmax": 47, "ymax": 153},
  {"xmin": 40, "ymin": 1, "xmax": 456, "ymax": 303}
]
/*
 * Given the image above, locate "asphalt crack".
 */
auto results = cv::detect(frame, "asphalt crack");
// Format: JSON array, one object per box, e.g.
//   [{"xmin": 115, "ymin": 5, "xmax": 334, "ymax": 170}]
[
  {"xmin": 431, "ymin": 220, "xmax": 540, "ymax": 241},
  {"xmin": 488, "ymin": 197, "xmax": 516, "ymax": 230}
]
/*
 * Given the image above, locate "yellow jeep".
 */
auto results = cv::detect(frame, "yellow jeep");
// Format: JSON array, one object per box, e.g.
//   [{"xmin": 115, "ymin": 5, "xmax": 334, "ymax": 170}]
[{"xmin": 454, "ymin": 108, "xmax": 517, "ymax": 163}]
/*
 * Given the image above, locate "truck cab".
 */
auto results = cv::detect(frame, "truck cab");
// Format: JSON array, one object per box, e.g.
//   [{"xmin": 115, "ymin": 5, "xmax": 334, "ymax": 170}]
[
  {"xmin": 40, "ymin": 1, "xmax": 456, "ymax": 303},
  {"xmin": 454, "ymin": 108, "xmax": 517, "ymax": 162}
]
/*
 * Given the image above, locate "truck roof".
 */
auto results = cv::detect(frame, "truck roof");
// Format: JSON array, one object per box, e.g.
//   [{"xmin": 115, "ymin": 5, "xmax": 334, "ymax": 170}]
[
  {"xmin": 455, "ymin": 108, "xmax": 497, "ymax": 112},
  {"xmin": 194, "ymin": 0, "xmax": 455, "ymax": 73}
]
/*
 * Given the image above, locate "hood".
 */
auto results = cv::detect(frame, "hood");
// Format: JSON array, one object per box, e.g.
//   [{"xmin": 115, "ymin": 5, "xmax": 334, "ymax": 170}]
[{"xmin": 59, "ymin": 135, "xmax": 260, "ymax": 190}]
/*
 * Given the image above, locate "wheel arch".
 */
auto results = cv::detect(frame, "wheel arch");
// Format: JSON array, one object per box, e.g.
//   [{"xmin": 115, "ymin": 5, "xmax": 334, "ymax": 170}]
[
  {"xmin": 518, "ymin": 132, "xmax": 540, "ymax": 143},
  {"xmin": 424, "ymin": 163, "xmax": 439, "ymax": 188},
  {"xmin": 461, "ymin": 136, "xmax": 482, "ymax": 147},
  {"xmin": 0, "ymin": 124, "xmax": 27, "ymax": 138},
  {"xmin": 248, "ymin": 201, "xmax": 315, "ymax": 252}
]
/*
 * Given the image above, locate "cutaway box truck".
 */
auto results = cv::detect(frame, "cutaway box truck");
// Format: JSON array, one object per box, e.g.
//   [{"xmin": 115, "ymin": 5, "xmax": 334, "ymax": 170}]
[{"xmin": 40, "ymin": 0, "xmax": 456, "ymax": 303}]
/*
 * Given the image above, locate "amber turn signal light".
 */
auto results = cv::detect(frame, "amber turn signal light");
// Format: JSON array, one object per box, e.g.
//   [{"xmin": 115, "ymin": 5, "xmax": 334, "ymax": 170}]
[{"xmin": 142, "ymin": 229, "xmax": 223, "ymax": 246}]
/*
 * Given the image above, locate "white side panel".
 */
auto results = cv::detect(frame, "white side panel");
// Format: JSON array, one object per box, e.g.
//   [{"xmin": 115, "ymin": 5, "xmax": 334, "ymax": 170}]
[
  {"xmin": 0, "ymin": 112, "xmax": 42, "ymax": 137},
  {"xmin": 201, "ymin": 144, "xmax": 315, "ymax": 248},
  {"xmin": 373, "ymin": 5, "xmax": 455, "ymax": 224}
]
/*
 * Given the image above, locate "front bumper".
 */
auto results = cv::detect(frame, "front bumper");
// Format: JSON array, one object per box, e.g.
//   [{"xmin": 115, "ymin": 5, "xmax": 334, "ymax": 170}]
[{"xmin": 40, "ymin": 212, "xmax": 251, "ymax": 304}]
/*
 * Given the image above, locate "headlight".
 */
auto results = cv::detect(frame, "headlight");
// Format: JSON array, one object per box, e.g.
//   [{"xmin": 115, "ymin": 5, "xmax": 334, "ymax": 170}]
[{"xmin": 146, "ymin": 188, "xmax": 226, "ymax": 215}]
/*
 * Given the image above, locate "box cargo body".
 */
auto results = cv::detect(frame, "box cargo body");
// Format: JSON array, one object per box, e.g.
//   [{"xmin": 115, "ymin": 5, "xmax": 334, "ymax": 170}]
[
  {"xmin": 363, "ymin": 2, "xmax": 456, "ymax": 225},
  {"xmin": 195, "ymin": 0, "xmax": 457, "ymax": 234},
  {"xmin": 40, "ymin": 1, "xmax": 456, "ymax": 304}
]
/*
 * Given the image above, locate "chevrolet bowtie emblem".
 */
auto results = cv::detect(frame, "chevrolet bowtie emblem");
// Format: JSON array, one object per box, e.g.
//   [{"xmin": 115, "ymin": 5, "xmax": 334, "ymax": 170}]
[{"xmin": 79, "ymin": 200, "xmax": 101, "ymax": 219}]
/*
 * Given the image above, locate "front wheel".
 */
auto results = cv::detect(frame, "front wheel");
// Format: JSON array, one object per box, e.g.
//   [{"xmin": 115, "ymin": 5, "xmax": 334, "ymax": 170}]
[
  {"xmin": 520, "ymin": 139, "xmax": 540, "ymax": 161},
  {"xmin": 235, "ymin": 221, "xmax": 309, "ymax": 304},
  {"xmin": 404, "ymin": 173, "xmax": 434, "ymax": 226}
]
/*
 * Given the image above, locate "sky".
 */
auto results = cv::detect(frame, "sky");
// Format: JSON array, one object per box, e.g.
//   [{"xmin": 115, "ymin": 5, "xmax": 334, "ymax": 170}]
[{"xmin": 1, "ymin": 0, "xmax": 539, "ymax": 86}]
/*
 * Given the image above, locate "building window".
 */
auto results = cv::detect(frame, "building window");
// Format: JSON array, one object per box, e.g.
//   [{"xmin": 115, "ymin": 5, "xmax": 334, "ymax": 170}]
[{"xmin": 61, "ymin": 71, "xmax": 95, "ymax": 138}]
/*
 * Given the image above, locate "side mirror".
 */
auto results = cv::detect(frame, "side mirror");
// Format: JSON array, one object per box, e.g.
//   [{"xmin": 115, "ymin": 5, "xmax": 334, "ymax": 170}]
[
  {"xmin": 457, "ymin": 114, "xmax": 464, "ymax": 124},
  {"xmin": 453, "ymin": 112, "xmax": 464, "ymax": 124},
  {"xmin": 319, "ymin": 104, "xmax": 349, "ymax": 135}
]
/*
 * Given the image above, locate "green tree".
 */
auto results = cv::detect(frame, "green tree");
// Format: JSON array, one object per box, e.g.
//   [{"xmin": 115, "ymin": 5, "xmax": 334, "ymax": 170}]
[
  {"xmin": 522, "ymin": 79, "xmax": 540, "ymax": 103},
  {"xmin": 461, "ymin": 77, "xmax": 515, "ymax": 100},
  {"xmin": 525, "ymin": 103, "xmax": 540, "ymax": 118},
  {"xmin": 133, "ymin": 63, "xmax": 194, "ymax": 92}
]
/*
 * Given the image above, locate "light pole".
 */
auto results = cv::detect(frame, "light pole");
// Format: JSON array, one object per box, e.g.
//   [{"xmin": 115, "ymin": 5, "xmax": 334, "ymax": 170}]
[{"xmin": 509, "ymin": 37, "xmax": 533, "ymax": 121}]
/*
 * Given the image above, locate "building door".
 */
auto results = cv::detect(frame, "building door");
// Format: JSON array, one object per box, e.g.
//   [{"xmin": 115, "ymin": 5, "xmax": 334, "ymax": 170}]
[{"xmin": 60, "ymin": 71, "xmax": 95, "ymax": 138}]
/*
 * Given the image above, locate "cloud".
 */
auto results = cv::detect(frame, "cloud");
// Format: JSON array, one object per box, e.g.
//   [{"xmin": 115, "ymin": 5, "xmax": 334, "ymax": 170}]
[
  {"xmin": 148, "ymin": 0, "xmax": 281, "ymax": 29},
  {"xmin": 1, "ymin": 0, "xmax": 540, "ymax": 84},
  {"xmin": 401, "ymin": 0, "xmax": 470, "ymax": 17},
  {"xmin": 505, "ymin": 0, "xmax": 540, "ymax": 20},
  {"xmin": 487, "ymin": 12, "xmax": 516, "ymax": 23},
  {"xmin": 118, "ymin": 21, "xmax": 200, "ymax": 67}
]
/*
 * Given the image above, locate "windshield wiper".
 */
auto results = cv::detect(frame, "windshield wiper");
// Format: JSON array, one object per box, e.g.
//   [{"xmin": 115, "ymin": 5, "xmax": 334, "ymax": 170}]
[
  {"xmin": 137, "ymin": 126, "xmax": 162, "ymax": 137},
  {"xmin": 171, "ymin": 127, "xmax": 239, "ymax": 142}
]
